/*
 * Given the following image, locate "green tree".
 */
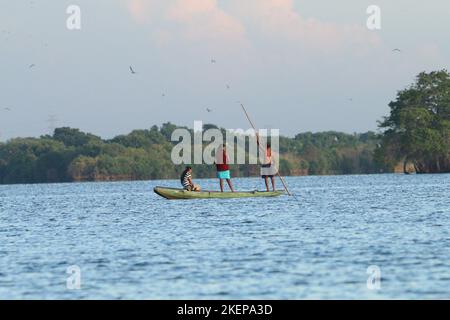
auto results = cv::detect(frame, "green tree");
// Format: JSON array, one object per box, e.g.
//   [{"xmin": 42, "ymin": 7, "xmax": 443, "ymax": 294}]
[
  {"xmin": 53, "ymin": 127, "xmax": 101, "ymax": 147},
  {"xmin": 379, "ymin": 70, "xmax": 450, "ymax": 173}
]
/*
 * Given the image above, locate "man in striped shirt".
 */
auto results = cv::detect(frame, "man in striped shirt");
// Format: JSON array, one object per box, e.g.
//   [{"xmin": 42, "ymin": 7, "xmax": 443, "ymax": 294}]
[{"xmin": 180, "ymin": 166, "xmax": 201, "ymax": 191}]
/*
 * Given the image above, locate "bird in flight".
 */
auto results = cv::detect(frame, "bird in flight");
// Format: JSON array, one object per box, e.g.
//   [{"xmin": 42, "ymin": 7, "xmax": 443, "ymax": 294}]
[
  {"xmin": 129, "ymin": 66, "xmax": 137, "ymax": 74},
  {"xmin": 29, "ymin": 64, "xmax": 35, "ymax": 69},
  {"xmin": 3, "ymin": 107, "xmax": 11, "ymax": 111},
  {"xmin": 206, "ymin": 108, "xmax": 213, "ymax": 113},
  {"xmin": 211, "ymin": 59, "xmax": 216, "ymax": 63},
  {"xmin": 392, "ymin": 48, "xmax": 402, "ymax": 53}
]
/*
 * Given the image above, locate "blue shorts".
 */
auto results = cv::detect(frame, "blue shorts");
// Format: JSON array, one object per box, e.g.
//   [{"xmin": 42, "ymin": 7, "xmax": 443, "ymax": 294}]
[{"xmin": 217, "ymin": 170, "xmax": 231, "ymax": 179}]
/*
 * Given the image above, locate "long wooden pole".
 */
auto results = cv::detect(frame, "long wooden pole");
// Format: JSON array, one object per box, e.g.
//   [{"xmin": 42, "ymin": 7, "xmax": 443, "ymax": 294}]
[{"xmin": 240, "ymin": 104, "xmax": 292, "ymax": 196}]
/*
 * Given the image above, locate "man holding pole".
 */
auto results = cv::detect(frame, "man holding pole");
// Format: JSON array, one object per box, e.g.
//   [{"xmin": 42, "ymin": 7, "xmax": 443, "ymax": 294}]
[
  {"xmin": 240, "ymin": 103, "xmax": 292, "ymax": 196},
  {"xmin": 259, "ymin": 141, "xmax": 278, "ymax": 192}
]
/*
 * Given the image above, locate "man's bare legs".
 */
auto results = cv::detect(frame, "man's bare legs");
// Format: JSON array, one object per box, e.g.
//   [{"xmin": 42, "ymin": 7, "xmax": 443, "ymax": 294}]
[
  {"xmin": 226, "ymin": 179, "xmax": 235, "ymax": 192},
  {"xmin": 264, "ymin": 177, "xmax": 270, "ymax": 192},
  {"xmin": 219, "ymin": 179, "xmax": 235, "ymax": 192}
]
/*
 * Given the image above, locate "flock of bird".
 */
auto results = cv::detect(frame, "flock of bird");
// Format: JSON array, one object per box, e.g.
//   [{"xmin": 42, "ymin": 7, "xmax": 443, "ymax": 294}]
[
  {"xmin": 1, "ymin": 10, "xmax": 405, "ymax": 121},
  {"xmin": 128, "ymin": 58, "xmax": 228, "ymax": 113},
  {"xmin": 1, "ymin": 54, "xmax": 225, "ymax": 116}
]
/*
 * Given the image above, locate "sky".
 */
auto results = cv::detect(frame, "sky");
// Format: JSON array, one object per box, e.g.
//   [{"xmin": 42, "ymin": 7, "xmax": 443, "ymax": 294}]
[{"xmin": 0, "ymin": 0, "xmax": 449, "ymax": 140}]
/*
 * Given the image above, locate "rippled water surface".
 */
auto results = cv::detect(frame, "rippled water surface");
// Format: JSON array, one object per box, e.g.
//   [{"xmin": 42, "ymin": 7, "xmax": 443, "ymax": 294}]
[{"xmin": 0, "ymin": 174, "xmax": 449, "ymax": 299}]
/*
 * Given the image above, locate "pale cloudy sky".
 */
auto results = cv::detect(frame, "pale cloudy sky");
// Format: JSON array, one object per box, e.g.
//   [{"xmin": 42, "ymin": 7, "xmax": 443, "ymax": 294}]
[{"xmin": 0, "ymin": 0, "xmax": 449, "ymax": 140}]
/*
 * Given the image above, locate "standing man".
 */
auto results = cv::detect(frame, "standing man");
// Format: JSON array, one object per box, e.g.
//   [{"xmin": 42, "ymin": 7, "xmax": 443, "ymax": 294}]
[
  {"xmin": 256, "ymin": 133, "xmax": 278, "ymax": 192},
  {"xmin": 216, "ymin": 144, "xmax": 235, "ymax": 192},
  {"xmin": 258, "ymin": 140, "xmax": 278, "ymax": 192}
]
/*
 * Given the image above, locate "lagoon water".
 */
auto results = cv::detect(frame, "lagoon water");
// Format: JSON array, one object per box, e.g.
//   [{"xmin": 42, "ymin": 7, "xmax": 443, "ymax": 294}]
[{"xmin": 0, "ymin": 174, "xmax": 449, "ymax": 299}]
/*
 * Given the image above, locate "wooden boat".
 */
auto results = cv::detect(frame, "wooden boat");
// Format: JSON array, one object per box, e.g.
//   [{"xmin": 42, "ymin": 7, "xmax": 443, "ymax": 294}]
[{"xmin": 154, "ymin": 186, "xmax": 285, "ymax": 200}]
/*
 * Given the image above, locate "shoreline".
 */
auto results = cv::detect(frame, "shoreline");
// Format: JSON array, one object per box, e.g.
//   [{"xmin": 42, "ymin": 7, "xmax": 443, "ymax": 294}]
[{"xmin": 1, "ymin": 172, "xmax": 448, "ymax": 187}]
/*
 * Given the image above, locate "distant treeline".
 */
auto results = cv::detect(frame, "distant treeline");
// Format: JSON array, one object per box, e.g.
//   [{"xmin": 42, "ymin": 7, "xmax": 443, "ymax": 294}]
[
  {"xmin": 0, "ymin": 70, "xmax": 448, "ymax": 184},
  {"xmin": 0, "ymin": 125, "xmax": 385, "ymax": 184}
]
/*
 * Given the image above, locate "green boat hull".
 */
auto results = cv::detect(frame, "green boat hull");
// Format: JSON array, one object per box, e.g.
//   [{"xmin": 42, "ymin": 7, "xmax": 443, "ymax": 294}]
[{"xmin": 154, "ymin": 187, "xmax": 285, "ymax": 200}]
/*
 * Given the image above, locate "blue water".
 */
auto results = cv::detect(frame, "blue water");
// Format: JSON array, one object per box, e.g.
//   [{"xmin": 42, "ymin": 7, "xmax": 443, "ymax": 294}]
[{"xmin": 0, "ymin": 174, "xmax": 449, "ymax": 299}]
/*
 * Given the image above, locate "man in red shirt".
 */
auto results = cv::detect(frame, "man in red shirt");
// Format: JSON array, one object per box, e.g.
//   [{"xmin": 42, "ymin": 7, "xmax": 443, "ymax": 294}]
[{"xmin": 216, "ymin": 144, "xmax": 235, "ymax": 192}]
